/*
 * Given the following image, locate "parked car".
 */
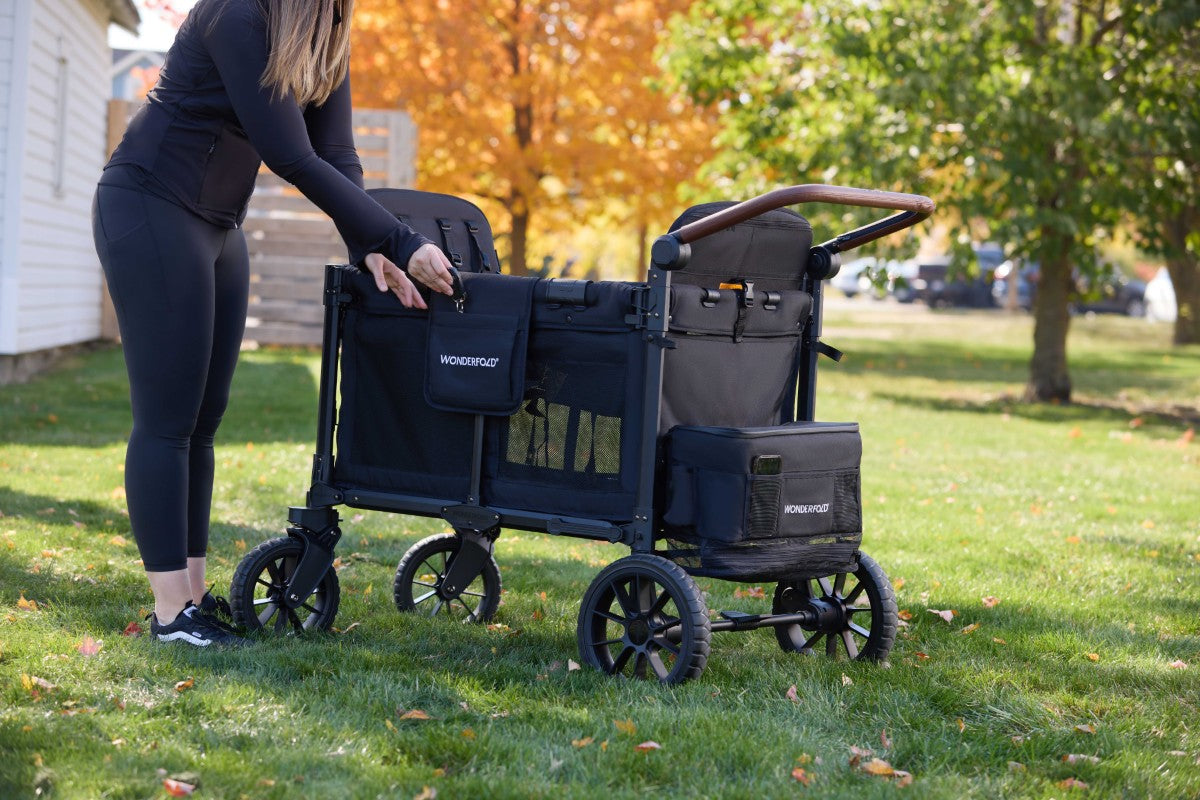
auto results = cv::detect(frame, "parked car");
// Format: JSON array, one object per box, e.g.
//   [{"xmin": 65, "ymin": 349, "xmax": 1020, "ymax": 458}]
[
  {"xmin": 892, "ymin": 245, "xmax": 1002, "ymax": 308},
  {"xmin": 992, "ymin": 262, "xmax": 1147, "ymax": 316},
  {"xmin": 830, "ymin": 257, "xmax": 877, "ymax": 298}
]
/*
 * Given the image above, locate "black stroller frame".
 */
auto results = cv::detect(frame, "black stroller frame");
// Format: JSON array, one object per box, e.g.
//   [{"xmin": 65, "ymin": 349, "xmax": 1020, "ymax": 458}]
[{"xmin": 230, "ymin": 184, "xmax": 934, "ymax": 684}]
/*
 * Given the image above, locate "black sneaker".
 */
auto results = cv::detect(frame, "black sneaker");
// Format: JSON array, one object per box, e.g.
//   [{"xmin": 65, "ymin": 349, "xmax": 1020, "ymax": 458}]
[
  {"xmin": 149, "ymin": 602, "xmax": 248, "ymax": 647},
  {"xmin": 198, "ymin": 588, "xmax": 241, "ymax": 634}
]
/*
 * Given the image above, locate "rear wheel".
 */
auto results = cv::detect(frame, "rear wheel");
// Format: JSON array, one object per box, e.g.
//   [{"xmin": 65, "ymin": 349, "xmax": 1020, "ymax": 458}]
[
  {"xmin": 772, "ymin": 551, "xmax": 897, "ymax": 661},
  {"xmin": 577, "ymin": 554, "xmax": 711, "ymax": 684}
]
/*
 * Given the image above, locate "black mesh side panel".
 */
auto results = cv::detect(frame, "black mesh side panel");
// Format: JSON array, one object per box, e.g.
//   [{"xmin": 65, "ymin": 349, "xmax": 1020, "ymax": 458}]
[
  {"xmin": 832, "ymin": 471, "xmax": 862, "ymax": 533},
  {"xmin": 747, "ymin": 477, "xmax": 781, "ymax": 538},
  {"xmin": 665, "ymin": 536, "xmax": 860, "ymax": 582},
  {"xmin": 334, "ymin": 307, "xmax": 474, "ymax": 499},
  {"xmin": 483, "ymin": 327, "xmax": 642, "ymax": 520}
]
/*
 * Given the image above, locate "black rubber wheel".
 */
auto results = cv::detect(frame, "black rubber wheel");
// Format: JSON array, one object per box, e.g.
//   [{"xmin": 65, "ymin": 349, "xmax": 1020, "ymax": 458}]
[
  {"xmin": 577, "ymin": 554, "xmax": 711, "ymax": 685},
  {"xmin": 229, "ymin": 536, "xmax": 340, "ymax": 634},
  {"xmin": 772, "ymin": 551, "xmax": 897, "ymax": 661},
  {"xmin": 393, "ymin": 533, "xmax": 501, "ymax": 622}
]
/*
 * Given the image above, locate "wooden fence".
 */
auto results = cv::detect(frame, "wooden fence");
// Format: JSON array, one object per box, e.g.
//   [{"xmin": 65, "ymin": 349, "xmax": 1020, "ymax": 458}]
[{"xmin": 103, "ymin": 100, "xmax": 417, "ymax": 346}]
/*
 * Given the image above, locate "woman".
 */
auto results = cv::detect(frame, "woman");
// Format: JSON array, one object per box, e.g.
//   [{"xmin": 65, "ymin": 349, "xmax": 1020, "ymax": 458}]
[{"xmin": 93, "ymin": 0, "xmax": 452, "ymax": 646}]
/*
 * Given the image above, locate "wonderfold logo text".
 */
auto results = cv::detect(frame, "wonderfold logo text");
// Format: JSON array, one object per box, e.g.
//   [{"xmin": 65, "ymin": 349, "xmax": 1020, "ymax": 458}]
[{"xmin": 439, "ymin": 354, "xmax": 501, "ymax": 368}]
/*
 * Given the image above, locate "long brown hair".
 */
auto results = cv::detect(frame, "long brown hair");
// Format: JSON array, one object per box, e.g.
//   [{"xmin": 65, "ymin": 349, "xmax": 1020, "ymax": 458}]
[{"xmin": 259, "ymin": 0, "xmax": 353, "ymax": 107}]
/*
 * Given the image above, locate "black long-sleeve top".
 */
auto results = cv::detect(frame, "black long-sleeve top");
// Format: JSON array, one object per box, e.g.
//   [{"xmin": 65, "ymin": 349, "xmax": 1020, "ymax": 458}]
[{"xmin": 105, "ymin": 0, "xmax": 431, "ymax": 268}]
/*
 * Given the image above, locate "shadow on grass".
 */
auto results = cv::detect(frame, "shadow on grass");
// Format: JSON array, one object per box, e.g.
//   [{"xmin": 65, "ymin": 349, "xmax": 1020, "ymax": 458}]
[
  {"xmin": 0, "ymin": 348, "xmax": 319, "ymax": 448},
  {"xmin": 874, "ymin": 391, "xmax": 1199, "ymax": 431}
]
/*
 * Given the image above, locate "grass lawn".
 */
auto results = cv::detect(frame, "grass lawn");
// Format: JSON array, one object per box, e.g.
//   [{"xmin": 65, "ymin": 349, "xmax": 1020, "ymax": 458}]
[{"xmin": 1, "ymin": 304, "xmax": 1197, "ymax": 799}]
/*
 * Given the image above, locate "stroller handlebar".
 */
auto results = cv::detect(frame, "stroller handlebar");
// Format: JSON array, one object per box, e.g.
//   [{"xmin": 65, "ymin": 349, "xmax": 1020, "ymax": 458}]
[{"xmin": 653, "ymin": 184, "xmax": 935, "ymax": 272}]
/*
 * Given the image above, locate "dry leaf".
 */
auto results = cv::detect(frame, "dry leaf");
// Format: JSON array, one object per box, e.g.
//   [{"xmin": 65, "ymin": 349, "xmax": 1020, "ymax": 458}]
[
  {"xmin": 77, "ymin": 636, "xmax": 102, "ymax": 657},
  {"xmin": 848, "ymin": 745, "xmax": 873, "ymax": 767},
  {"xmin": 861, "ymin": 758, "xmax": 895, "ymax": 776},
  {"xmin": 634, "ymin": 741, "xmax": 661, "ymax": 752},
  {"xmin": 893, "ymin": 770, "xmax": 913, "ymax": 787},
  {"xmin": 791, "ymin": 767, "xmax": 812, "ymax": 785},
  {"xmin": 1066, "ymin": 535, "xmax": 1082, "ymax": 544},
  {"xmin": 572, "ymin": 737, "xmax": 594, "ymax": 749},
  {"xmin": 1068, "ymin": 426, "xmax": 1083, "ymax": 439},
  {"xmin": 567, "ymin": 659, "xmax": 580, "ymax": 672},
  {"xmin": 1168, "ymin": 660, "xmax": 1188, "ymax": 669},
  {"xmin": 398, "ymin": 709, "xmax": 431, "ymax": 721},
  {"xmin": 961, "ymin": 623, "xmax": 980, "ymax": 635},
  {"xmin": 460, "ymin": 728, "xmax": 476, "ymax": 740},
  {"xmin": 17, "ymin": 595, "xmax": 38, "ymax": 612},
  {"xmin": 928, "ymin": 608, "xmax": 956, "ymax": 623},
  {"xmin": 174, "ymin": 678, "xmax": 194, "ymax": 692},
  {"xmin": 993, "ymin": 637, "xmax": 1007, "ymax": 645},
  {"xmin": 881, "ymin": 729, "xmax": 892, "ymax": 749},
  {"xmin": 163, "ymin": 778, "xmax": 196, "ymax": 797},
  {"xmin": 841, "ymin": 674, "xmax": 853, "ymax": 686},
  {"xmin": 733, "ymin": 586, "xmax": 766, "ymax": 599},
  {"xmin": 122, "ymin": 622, "xmax": 143, "ymax": 637},
  {"xmin": 957, "ymin": 718, "xmax": 966, "ymax": 733},
  {"xmin": 785, "ymin": 684, "xmax": 799, "ymax": 703},
  {"xmin": 413, "ymin": 787, "xmax": 437, "ymax": 800},
  {"xmin": 1058, "ymin": 777, "xmax": 1089, "ymax": 790},
  {"xmin": 1074, "ymin": 724, "xmax": 1097, "ymax": 735},
  {"xmin": 915, "ymin": 652, "xmax": 930, "ymax": 661},
  {"xmin": 1063, "ymin": 754, "xmax": 1101, "ymax": 765},
  {"xmin": 1008, "ymin": 761, "xmax": 1026, "ymax": 772},
  {"xmin": 892, "ymin": 577, "xmax": 906, "ymax": 590},
  {"xmin": 897, "ymin": 609, "xmax": 914, "ymax": 621},
  {"xmin": 1086, "ymin": 653, "xmax": 1100, "ymax": 662},
  {"xmin": 981, "ymin": 596, "xmax": 1000, "ymax": 608},
  {"xmin": 614, "ymin": 719, "xmax": 637, "ymax": 736}
]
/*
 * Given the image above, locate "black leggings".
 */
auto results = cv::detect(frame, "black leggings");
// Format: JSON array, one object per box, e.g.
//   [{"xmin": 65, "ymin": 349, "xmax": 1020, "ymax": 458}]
[{"xmin": 92, "ymin": 169, "xmax": 249, "ymax": 572}]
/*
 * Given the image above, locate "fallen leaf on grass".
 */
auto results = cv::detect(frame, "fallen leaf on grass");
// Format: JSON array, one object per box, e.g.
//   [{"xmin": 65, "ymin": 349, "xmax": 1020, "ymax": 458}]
[
  {"xmin": 413, "ymin": 787, "xmax": 437, "ymax": 800},
  {"xmin": 1074, "ymin": 724, "xmax": 1097, "ymax": 735},
  {"xmin": 122, "ymin": 622, "xmax": 143, "ymax": 637},
  {"xmin": 861, "ymin": 758, "xmax": 894, "ymax": 776},
  {"xmin": 1058, "ymin": 777, "xmax": 1089, "ymax": 790},
  {"xmin": 915, "ymin": 652, "xmax": 930, "ymax": 661},
  {"xmin": 993, "ymin": 637, "xmax": 1007, "ymax": 645},
  {"xmin": 1169, "ymin": 660, "xmax": 1188, "ymax": 669},
  {"xmin": 567, "ymin": 659, "xmax": 580, "ymax": 672},
  {"xmin": 634, "ymin": 741, "xmax": 661, "ymax": 752},
  {"xmin": 961, "ymin": 623, "xmax": 980, "ymax": 635},
  {"xmin": 174, "ymin": 679, "xmax": 194, "ymax": 693},
  {"xmin": 614, "ymin": 719, "xmax": 637, "ymax": 736},
  {"xmin": 841, "ymin": 674, "xmax": 853, "ymax": 686},
  {"xmin": 572, "ymin": 737, "xmax": 594, "ymax": 749},
  {"xmin": 957, "ymin": 718, "xmax": 966, "ymax": 733},
  {"xmin": 1063, "ymin": 754, "xmax": 1101, "ymax": 765},
  {"xmin": 785, "ymin": 684, "xmax": 799, "ymax": 703},
  {"xmin": 1086, "ymin": 653, "xmax": 1100, "ymax": 662},
  {"xmin": 734, "ymin": 586, "xmax": 766, "ymax": 599},
  {"xmin": 398, "ymin": 709, "xmax": 431, "ymax": 721},
  {"xmin": 1007, "ymin": 761, "xmax": 1026, "ymax": 772},
  {"xmin": 163, "ymin": 778, "xmax": 196, "ymax": 796},
  {"xmin": 17, "ymin": 595, "xmax": 39, "ymax": 611},
  {"xmin": 1066, "ymin": 535, "xmax": 1083, "ymax": 544},
  {"xmin": 881, "ymin": 729, "xmax": 892, "ymax": 749},
  {"xmin": 791, "ymin": 767, "xmax": 812, "ymax": 785},
  {"xmin": 848, "ymin": 745, "xmax": 873, "ymax": 767},
  {"xmin": 981, "ymin": 596, "xmax": 1000, "ymax": 608},
  {"xmin": 897, "ymin": 609, "xmax": 914, "ymax": 621},
  {"xmin": 77, "ymin": 636, "xmax": 102, "ymax": 657},
  {"xmin": 460, "ymin": 728, "xmax": 476, "ymax": 740},
  {"xmin": 928, "ymin": 608, "xmax": 956, "ymax": 623},
  {"xmin": 1178, "ymin": 428, "xmax": 1195, "ymax": 447}
]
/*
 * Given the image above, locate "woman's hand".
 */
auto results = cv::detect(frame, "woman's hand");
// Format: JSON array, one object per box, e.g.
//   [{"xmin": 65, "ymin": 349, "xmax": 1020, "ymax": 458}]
[
  {"xmin": 363, "ymin": 252, "xmax": 427, "ymax": 309},
  {"xmin": 405, "ymin": 243, "xmax": 456, "ymax": 296}
]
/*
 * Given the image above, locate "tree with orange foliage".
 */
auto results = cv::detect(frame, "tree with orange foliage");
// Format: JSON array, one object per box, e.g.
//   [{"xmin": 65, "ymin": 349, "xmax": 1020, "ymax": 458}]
[{"xmin": 351, "ymin": 0, "xmax": 715, "ymax": 275}]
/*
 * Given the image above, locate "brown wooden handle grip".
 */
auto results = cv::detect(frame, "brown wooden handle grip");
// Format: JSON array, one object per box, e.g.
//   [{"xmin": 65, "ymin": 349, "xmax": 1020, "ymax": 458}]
[{"xmin": 671, "ymin": 184, "xmax": 935, "ymax": 247}]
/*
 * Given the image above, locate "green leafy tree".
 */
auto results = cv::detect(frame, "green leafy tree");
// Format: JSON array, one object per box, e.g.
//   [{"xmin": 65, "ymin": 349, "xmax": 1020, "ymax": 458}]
[{"xmin": 665, "ymin": 0, "xmax": 1193, "ymax": 401}]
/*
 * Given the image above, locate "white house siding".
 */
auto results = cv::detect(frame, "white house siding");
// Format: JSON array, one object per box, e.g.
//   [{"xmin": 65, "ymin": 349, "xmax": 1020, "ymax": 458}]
[
  {"xmin": 6, "ymin": 0, "xmax": 112, "ymax": 354},
  {"xmin": 0, "ymin": 0, "xmax": 30, "ymax": 354}
]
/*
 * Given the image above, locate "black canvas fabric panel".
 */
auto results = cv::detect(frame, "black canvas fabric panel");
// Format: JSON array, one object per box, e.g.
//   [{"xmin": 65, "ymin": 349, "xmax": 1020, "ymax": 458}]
[
  {"xmin": 333, "ymin": 267, "xmax": 474, "ymax": 499},
  {"xmin": 660, "ymin": 285, "xmax": 809, "ymax": 432},
  {"xmin": 666, "ymin": 201, "xmax": 813, "ymax": 290}
]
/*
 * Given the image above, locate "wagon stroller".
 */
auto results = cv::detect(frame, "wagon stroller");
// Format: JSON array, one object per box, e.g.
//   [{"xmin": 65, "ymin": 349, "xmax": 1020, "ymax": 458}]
[{"xmin": 229, "ymin": 184, "xmax": 934, "ymax": 684}]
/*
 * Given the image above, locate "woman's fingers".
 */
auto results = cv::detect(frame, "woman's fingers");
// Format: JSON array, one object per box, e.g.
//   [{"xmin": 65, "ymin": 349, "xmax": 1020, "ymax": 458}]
[{"xmin": 407, "ymin": 243, "xmax": 456, "ymax": 295}]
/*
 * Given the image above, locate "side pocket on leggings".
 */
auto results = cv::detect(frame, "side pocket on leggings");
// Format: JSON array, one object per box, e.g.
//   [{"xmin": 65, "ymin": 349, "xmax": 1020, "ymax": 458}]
[{"xmin": 95, "ymin": 185, "xmax": 150, "ymax": 243}]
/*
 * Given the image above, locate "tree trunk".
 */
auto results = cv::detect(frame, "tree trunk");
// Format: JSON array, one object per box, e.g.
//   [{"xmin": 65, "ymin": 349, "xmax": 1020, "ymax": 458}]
[
  {"xmin": 1164, "ymin": 210, "xmax": 1200, "ymax": 346},
  {"xmin": 509, "ymin": 196, "xmax": 529, "ymax": 276},
  {"xmin": 1024, "ymin": 229, "xmax": 1074, "ymax": 402}
]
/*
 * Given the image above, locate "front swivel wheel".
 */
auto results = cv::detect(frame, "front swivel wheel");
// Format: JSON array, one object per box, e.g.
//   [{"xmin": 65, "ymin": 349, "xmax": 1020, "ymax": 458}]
[
  {"xmin": 577, "ymin": 554, "xmax": 711, "ymax": 685},
  {"xmin": 393, "ymin": 533, "xmax": 502, "ymax": 622},
  {"xmin": 229, "ymin": 536, "xmax": 340, "ymax": 634}
]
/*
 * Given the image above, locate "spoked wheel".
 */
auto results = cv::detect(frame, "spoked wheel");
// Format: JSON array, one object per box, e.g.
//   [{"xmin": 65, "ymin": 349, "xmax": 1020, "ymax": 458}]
[
  {"xmin": 577, "ymin": 554, "xmax": 711, "ymax": 685},
  {"xmin": 772, "ymin": 551, "xmax": 897, "ymax": 661},
  {"xmin": 393, "ymin": 534, "xmax": 501, "ymax": 622},
  {"xmin": 229, "ymin": 536, "xmax": 340, "ymax": 634}
]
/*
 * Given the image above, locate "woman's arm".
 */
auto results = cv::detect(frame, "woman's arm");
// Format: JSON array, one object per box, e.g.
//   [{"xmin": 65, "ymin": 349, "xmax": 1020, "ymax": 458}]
[{"xmin": 304, "ymin": 76, "xmax": 364, "ymax": 189}]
